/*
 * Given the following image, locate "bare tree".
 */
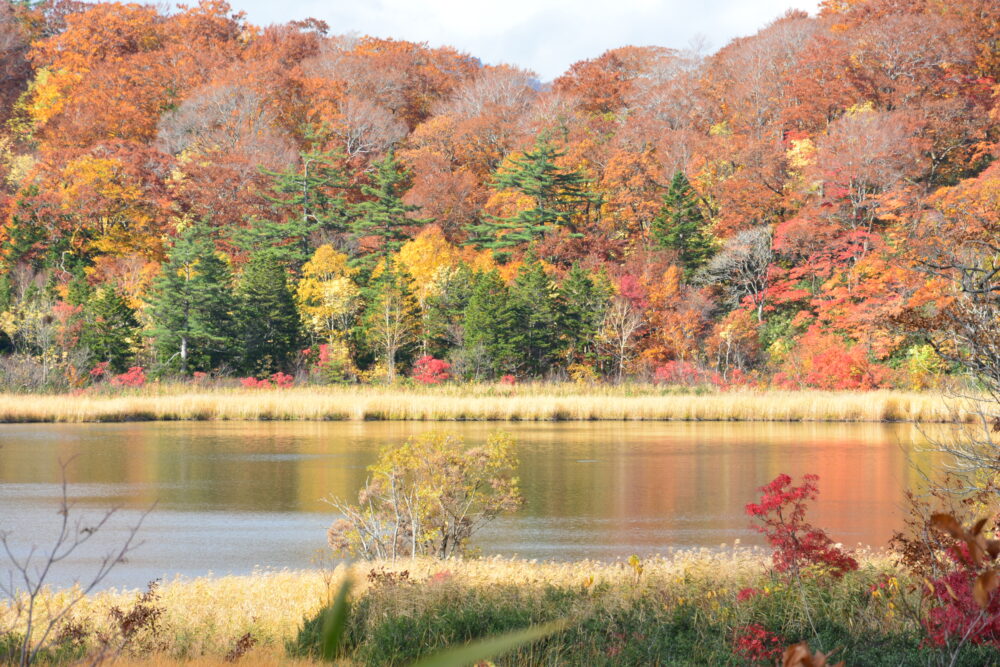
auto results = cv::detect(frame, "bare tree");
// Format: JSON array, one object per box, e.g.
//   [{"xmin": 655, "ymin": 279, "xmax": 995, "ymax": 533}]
[
  {"xmin": 597, "ymin": 295, "xmax": 645, "ymax": 382},
  {"xmin": 1, "ymin": 458, "xmax": 150, "ymax": 667},
  {"xmin": 697, "ymin": 225, "xmax": 773, "ymax": 321}
]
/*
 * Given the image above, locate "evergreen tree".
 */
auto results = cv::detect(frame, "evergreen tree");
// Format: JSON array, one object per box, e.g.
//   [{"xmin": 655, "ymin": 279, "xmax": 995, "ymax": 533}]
[
  {"xmin": 423, "ymin": 262, "xmax": 475, "ymax": 359},
  {"xmin": 651, "ymin": 171, "xmax": 715, "ymax": 275},
  {"xmin": 361, "ymin": 259, "xmax": 420, "ymax": 383},
  {"xmin": 462, "ymin": 270, "xmax": 519, "ymax": 379},
  {"xmin": 241, "ymin": 143, "xmax": 354, "ymax": 271},
  {"xmin": 558, "ymin": 263, "xmax": 612, "ymax": 364},
  {"xmin": 236, "ymin": 252, "xmax": 303, "ymax": 375},
  {"xmin": 65, "ymin": 270, "xmax": 92, "ymax": 307},
  {"xmin": 509, "ymin": 260, "xmax": 563, "ymax": 376},
  {"xmin": 147, "ymin": 223, "xmax": 237, "ymax": 373},
  {"xmin": 81, "ymin": 287, "xmax": 139, "ymax": 372},
  {"xmin": 349, "ymin": 151, "xmax": 432, "ymax": 263},
  {"xmin": 466, "ymin": 135, "xmax": 595, "ymax": 253}
]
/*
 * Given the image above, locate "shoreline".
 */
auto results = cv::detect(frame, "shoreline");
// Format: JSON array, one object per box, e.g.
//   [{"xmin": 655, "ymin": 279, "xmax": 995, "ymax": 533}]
[{"xmin": 0, "ymin": 387, "xmax": 965, "ymax": 424}]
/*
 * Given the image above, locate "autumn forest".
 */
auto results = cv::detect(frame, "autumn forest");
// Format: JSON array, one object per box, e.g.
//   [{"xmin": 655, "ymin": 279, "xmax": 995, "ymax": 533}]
[{"xmin": 0, "ymin": 0, "xmax": 998, "ymax": 390}]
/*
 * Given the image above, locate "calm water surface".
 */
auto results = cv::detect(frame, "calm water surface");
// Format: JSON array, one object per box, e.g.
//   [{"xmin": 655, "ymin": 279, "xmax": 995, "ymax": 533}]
[{"xmin": 0, "ymin": 421, "xmax": 938, "ymax": 589}]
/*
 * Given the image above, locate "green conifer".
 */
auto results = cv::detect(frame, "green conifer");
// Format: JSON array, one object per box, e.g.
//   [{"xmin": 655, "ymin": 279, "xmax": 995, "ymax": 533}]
[
  {"xmin": 147, "ymin": 223, "xmax": 237, "ymax": 373},
  {"xmin": 235, "ymin": 252, "xmax": 303, "ymax": 375},
  {"xmin": 651, "ymin": 171, "xmax": 715, "ymax": 274}
]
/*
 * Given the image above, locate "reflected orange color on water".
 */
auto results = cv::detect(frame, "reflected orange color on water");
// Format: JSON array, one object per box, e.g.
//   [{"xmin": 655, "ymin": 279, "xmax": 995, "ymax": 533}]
[{"xmin": 0, "ymin": 421, "xmax": 945, "ymax": 555}]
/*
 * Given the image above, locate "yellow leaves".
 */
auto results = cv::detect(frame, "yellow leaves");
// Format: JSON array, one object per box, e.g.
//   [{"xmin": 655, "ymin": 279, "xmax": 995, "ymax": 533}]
[
  {"xmin": 13, "ymin": 68, "xmax": 81, "ymax": 136},
  {"xmin": 302, "ymin": 245, "xmax": 353, "ymax": 282},
  {"xmin": 396, "ymin": 227, "xmax": 464, "ymax": 303},
  {"xmin": 296, "ymin": 248, "xmax": 361, "ymax": 343},
  {"xmin": 786, "ymin": 137, "xmax": 817, "ymax": 171}
]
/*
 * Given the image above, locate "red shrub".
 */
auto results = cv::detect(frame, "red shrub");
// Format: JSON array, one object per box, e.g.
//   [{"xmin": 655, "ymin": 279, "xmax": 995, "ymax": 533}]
[
  {"xmin": 923, "ymin": 568, "xmax": 1000, "ymax": 648},
  {"xmin": 240, "ymin": 373, "xmax": 294, "ymax": 389},
  {"xmin": 732, "ymin": 623, "xmax": 784, "ymax": 663},
  {"xmin": 746, "ymin": 474, "xmax": 858, "ymax": 578},
  {"xmin": 109, "ymin": 366, "xmax": 146, "ymax": 388},
  {"xmin": 500, "ymin": 374, "xmax": 516, "ymax": 385},
  {"xmin": 653, "ymin": 361, "xmax": 721, "ymax": 387},
  {"xmin": 90, "ymin": 362, "xmax": 110, "ymax": 379},
  {"xmin": 412, "ymin": 356, "xmax": 451, "ymax": 384}
]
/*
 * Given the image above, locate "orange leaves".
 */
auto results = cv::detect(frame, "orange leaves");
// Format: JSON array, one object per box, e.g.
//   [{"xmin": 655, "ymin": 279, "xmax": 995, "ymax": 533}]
[
  {"xmin": 781, "ymin": 642, "xmax": 845, "ymax": 667},
  {"xmin": 931, "ymin": 513, "xmax": 1000, "ymax": 609}
]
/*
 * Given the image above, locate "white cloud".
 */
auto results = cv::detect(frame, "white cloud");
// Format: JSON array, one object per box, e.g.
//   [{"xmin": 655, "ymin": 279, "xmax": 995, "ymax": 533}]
[{"xmin": 227, "ymin": 0, "xmax": 821, "ymax": 80}]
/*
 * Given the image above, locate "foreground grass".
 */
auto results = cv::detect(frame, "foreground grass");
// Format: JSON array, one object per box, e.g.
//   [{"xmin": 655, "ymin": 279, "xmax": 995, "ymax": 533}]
[
  {"xmin": 0, "ymin": 385, "xmax": 962, "ymax": 423},
  {"xmin": 4, "ymin": 551, "xmax": 997, "ymax": 666}
]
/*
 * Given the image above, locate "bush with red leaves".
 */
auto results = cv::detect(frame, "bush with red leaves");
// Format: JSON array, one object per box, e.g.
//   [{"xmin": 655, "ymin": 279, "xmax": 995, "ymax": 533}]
[
  {"xmin": 412, "ymin": 355, "xmax": 451, "ymax": 384},
  {"xmin": 733, "ymin": 623, "xmax": 784, "ymax": 663},
  {"xmin": 109, "ymin": 366, "xmax": 146, "ymax": 388},
  {"xmin": 746, "ymin": 473, "xmax": 858, "ymax": 578}
]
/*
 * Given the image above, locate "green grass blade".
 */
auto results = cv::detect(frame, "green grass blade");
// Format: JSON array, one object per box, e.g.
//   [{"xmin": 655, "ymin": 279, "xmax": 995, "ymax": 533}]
[
  {"xmin": 320, "ymin": 577, "xmax": 353, "ymax": 661},
  {"xmin": 410, "ymin": 619, "xmax": 569, "ymax": 667}
]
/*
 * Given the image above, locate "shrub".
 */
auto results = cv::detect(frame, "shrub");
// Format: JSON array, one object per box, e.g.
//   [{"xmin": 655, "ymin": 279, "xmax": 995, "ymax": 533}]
[
  {"xmin": 109, "ymin": 366, "xmax": 146, "ymax": 388},
  {"xmin": 325, "ymin": 432, "xmax": 522, "ymax": 560},
  {"xmin": 746, "ymin": 473, "xmax": 858, "ymax": 578},
  {"xmin": 411, "ymin": 355, "xmax": 451, "ymax": 384},
  {"xmin": 653, "ymin": 361, "xmax": 721, "ymax": 387}
]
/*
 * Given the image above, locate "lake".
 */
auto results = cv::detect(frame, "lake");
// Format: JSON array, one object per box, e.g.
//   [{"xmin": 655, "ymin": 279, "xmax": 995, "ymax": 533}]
[{"xmin": 0, "ymin": 421, "xmax": 939, "ymax": 590}]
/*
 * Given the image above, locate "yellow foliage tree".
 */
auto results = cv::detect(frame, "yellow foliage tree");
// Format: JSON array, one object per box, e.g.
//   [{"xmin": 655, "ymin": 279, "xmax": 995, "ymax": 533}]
[{"xmin": 295, "ymin": 245, "xmax": 360, "ymax": 344}]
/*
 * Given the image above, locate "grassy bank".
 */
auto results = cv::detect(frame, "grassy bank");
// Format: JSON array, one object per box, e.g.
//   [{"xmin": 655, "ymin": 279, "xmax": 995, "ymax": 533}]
[
  {"xmin": 4, "ymin": 552, "xmax": 996, "ymax": 666},
  {"xmin": 0, "ymin": 386, "xmax": 961, "ymax": 423}
]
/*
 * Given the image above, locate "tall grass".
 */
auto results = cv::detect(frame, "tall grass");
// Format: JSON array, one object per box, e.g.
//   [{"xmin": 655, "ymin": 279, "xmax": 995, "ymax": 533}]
[
  {"xmin": 6, "ymin": 551, "xmax": 990, "ymax": 665},
  {"xmin": 0, "ymin": 386, "xmax": 961, "ymax": 423}
]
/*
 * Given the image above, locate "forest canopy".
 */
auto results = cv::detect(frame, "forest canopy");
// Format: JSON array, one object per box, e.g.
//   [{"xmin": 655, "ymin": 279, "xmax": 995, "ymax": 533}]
[{"xmin": 0, "ymin": 0, "xmax": 998, "ymax": 390}]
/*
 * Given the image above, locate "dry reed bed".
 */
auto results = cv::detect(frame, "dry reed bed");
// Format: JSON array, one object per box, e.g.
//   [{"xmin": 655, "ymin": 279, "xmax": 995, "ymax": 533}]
[
  {"xmin": 1, "ymin": 550, "xmax": 896, "ymax": 661},
  {"xmin": 0, "ymin": 388, "xmax": 960, "ymax": 423}
]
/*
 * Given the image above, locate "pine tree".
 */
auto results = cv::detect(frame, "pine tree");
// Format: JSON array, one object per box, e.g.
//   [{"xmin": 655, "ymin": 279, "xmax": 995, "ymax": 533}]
[
  {"xmin": 236, "ymin": 252, "xmax": 303, "ymax": 375},
  {"xmin": 651, "ymin": 171, "xmax": 715, "ymax": 274},
  {"xmin": 509, "ymin": 260, "xmax": 563, "ymax": 376},
  {"xmin": 466, "ymin": 135, "xmax": 595, "ymax": 253},
  {"xmin": 147, "ymin": 223, "xmax": 237, "ymax": 373},
  {"xmin": 243, "ymin": 143, "xmax": 354, "ymax": 271},
  {"xmin": 423, "ymin": 262, "xmax": 475, "ymax": 359},
  {"xmin": 462, "ymin": 270, "xmax": 519, "ymax": 379},
  {"xmin": 558, "ymin": 263, "xmax": 611, "ymax": 364},
  {"xmin": 81, "ymin": 287, "xmax": 138, "ymax": 372},
  {"xmin": 349, "ymin": 151, "xmax": 432, "ymax": 263},
  {"xmin": 362, "ymin": 259, "xmax": 420, "ymax": 383}
]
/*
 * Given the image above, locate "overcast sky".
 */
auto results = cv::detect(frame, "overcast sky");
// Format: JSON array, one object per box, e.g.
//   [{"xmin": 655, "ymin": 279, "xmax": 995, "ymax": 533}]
[{"xmin": 226, "ymin": 0, "xmax": 821, "ymax": 81}]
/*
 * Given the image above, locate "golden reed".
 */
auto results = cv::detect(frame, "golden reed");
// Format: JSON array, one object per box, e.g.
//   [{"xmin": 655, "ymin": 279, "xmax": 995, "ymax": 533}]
[{"xmin": 0, "ymin": 385, "xmax": 961, "ymax": 423}]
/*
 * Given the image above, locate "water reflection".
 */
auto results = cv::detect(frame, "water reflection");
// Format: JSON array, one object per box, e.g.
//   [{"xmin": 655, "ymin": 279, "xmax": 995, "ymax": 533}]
[{"xmin": 0, "ymin": 421, "xmax": 941, "ymax": 588}]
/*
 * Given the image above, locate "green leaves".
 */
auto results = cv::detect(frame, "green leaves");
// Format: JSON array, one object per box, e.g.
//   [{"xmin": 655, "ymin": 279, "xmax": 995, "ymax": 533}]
[
  {"xmin": 314, "ymin": 576, "xmax": 568, "ymax": 666},
  {"xmin": 409, "ymin": 619, "xmax": 568, "ymax": 667}
]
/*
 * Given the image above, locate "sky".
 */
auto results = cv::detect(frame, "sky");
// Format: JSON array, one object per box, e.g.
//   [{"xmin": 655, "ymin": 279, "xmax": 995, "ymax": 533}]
[{"xmin": 226, "ymin": 0, "xmax": 822, "ymax": 81}]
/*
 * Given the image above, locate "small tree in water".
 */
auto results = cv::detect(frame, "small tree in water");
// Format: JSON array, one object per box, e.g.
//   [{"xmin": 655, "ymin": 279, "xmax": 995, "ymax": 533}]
[{"xmin": 326, "ymin": 432, "xmax": 522, "ymax": 560}]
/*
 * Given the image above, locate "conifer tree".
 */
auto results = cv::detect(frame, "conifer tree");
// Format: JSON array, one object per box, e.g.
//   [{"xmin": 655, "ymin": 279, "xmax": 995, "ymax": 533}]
[
  {"xmin": 558, "ymin": 263, "xmax": 611, "ymax": 364},
  {"xmin": 236, "ymin": 252, "xmax": 303, "ymax": 375},
  {"xmin": 509, "ymin": 260, "xmax": 563, "ymax": 376},
  {"xmin": 462, "ymin": 270, "xmax": 519, "ymax": 379},
  {"xmin": 81, "ymin": 287, "xmax": 138, "ymax": 372},
  {"xmin": 349, "ymin": 151, "xmax": 432, "ymax": 262},
  {"xmin": 423, "ymin": 262, "xmax": 475, "ymax": 359},
  {"xmin": 651, "ymin": 171, "xmax": 715, "ymax": 274},
  {"xmin": 467, "ymin": 135, "xmax": 595, "ymax": 253},
  {"xmin": 244, "ymin": 143, "xmax": 354, "ymax": 271},
  {"xmin": 147, "ymin": 223, "xmax": 236, "ymax": 373}
]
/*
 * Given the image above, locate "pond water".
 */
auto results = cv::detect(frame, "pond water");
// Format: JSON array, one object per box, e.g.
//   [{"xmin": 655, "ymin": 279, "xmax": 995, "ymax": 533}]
[{"xmin": 0, "ymin": 421, "xmax": 940, "ymax": 590}]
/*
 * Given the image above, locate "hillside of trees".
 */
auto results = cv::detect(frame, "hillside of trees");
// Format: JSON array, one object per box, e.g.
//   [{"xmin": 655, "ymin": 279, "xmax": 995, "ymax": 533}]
[{"xmin": 0, "ymin": 0, "xmax": 998, "ymax": 390}]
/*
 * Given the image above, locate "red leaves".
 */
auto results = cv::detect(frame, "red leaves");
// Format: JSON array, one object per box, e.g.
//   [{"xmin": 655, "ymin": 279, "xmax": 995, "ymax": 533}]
[
  {"xmin": 411, "ymin": 355, "xmax": 451, "ymax": 385},
  {"xmin": 922, "ymin": 513, "xmax": 1000, "ymax": 648},
  {"xmin": 109, "ymin": 366, "xmax": 145, "ymax": 388},
  {"xmin": 746, "ymin": 474, "xmax": 858, "ymax": 578},
  {"xmin": 732, "ymin": 623, "xmax": 784, "ymax": 664}
]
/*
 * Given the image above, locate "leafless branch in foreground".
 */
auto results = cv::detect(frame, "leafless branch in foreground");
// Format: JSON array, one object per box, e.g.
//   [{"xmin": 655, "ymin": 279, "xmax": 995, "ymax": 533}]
[{"xmin": 0, "ymin": 456, "xmax": 153, "ymax": 667}]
